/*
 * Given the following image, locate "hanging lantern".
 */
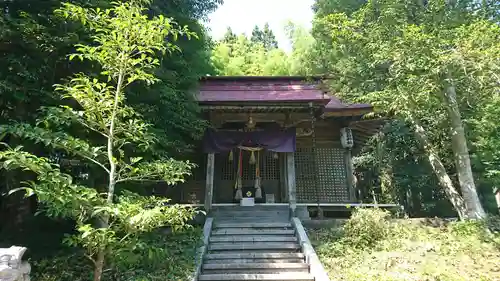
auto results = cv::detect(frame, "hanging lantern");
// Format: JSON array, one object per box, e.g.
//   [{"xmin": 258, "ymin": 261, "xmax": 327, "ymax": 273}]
[{"xmin": 273, "ymin": 152, "xmax": 279, "ymax": 159}]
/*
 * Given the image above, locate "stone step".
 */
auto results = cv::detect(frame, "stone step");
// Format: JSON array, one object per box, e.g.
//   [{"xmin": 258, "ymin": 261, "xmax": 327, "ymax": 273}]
[
  {"xmin": 209, "ymin": 242, "xmax": 300, "ymax": 251},
  {"xmin": 214, "ymin": 222, "xmax": 292, "ymax": 228},
  {"xmin": 214, "ymin": 218, "xmax": 289, "ymax": 222},
  {"xmin": 213, "ymin": 216, "xmax": 288, "ymax": 220},
  {"xmin": 204, "ymin": 258, "xmax": 305, "ymax": 264},
  {"xmin": 209, "ymin": 249, "xmax": 300, "ymax": 254},
  {"xmin": 203, "ymin": 269, "xmax": 310, "ymax": 274},
  {"xmin": 198, "ymin": 273, "xmax": 314, "ymax": 281},
  {"xmin": 210, "ymin": 236, "xmax": 297, "ymax": 243},
  {"xmin": 212, "ymin": 229, "xmax": 295, "ymax": 236},
  {"xmin": 205, "ymin": 252, "xmax": 305, "ymax": 260},
  {"xmin": 203, "ymin": 262, "xmax": 309, "ymax": 272},
  {"xmin": 212, "ymin": 208, "xmax": 288, "ymax": 212},
  {"xmin": 212, "ymin": 211, "xmax": 289, "ymax": 216},
  {"xmin": 212, "ymin": 206, "xmax": 289, "ymax": 211}
]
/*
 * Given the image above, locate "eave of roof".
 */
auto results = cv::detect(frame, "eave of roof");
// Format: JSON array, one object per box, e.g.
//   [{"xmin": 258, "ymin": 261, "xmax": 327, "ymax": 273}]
[
  {"xmin": 324, "ymin": 97, "xmax": 373, "ymax": 112},
  {"xmin": 196, "ymin": 75, "xmax": 372, "ymax": 115}
]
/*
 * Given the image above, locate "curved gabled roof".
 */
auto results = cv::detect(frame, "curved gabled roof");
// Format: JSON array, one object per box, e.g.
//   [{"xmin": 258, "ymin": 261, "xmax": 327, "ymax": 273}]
[{"xmin": 197, "ymin": 76, "xmax": 372, "ymax": 114}]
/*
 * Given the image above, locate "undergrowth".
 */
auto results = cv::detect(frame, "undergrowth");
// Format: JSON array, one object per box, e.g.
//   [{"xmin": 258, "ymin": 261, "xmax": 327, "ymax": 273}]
[
  {"xmin": 309, "ymin": 208, "xmax": 500, "ymax": 281},
  {"xmin": 31, "ymin": 227, "xmax": 202, "ymax": 281}
]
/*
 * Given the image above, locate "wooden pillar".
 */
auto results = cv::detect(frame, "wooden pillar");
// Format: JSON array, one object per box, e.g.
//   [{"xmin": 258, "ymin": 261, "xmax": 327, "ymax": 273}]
[
  {"xmin": 344, "ymin": 149, "xmax": 356, "ymax": 201},
  {"xmin": 280, "ymin": 153, "xmax": 288, "ymax": 203},
  {"xmin": 204, "ymin": 153, "xmax": 215, "ymax": 212},
  {"xmin": 286, "ymin": 152, "xmax": 297, "ymax": 217}
]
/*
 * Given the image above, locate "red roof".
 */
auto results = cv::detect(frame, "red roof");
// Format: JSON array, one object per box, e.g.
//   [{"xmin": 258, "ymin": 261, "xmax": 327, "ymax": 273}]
[{"xmin": 197, "ymin": 76, "xmax": 372, "ymax": 111}]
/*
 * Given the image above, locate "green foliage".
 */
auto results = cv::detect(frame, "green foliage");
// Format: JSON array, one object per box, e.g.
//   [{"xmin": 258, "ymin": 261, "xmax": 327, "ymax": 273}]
[
  {"xmin": 313, "ymin": 0, "xmax": 366, "ymax": 16},
  {"xmin": 222, "ymin": 27, "xmax": 238, "ymax": 44},
  {"xmin": 0, "ymin": 1, "xmax": 202, "ymax": 280},
  {"xmin": 251, "ymin": 23, "xmax": 278, "ymax": 50},
  {"xmin": 284, "ymin": 21, "xmax": 317, "ymax": 76},
  {"xmin": 32, "ymin": 228, "xmax": 202, "ymax": 281},
  {"xmin": 354, "ymin": 120, "xmax": 457, "ymax": 217},
  {"xmin": 310, "ymin": 212, "xmax": 500, "ymax": 281},
  {"xmin": 212, "ymin": 22, "xmax": 316, "ymax": 76},
  {"xmin": 0, "ymin": 0, "xmax": 216, "ymax": 163},
  {"xmin": 311, "ymin": 0, "xmax": 500, "ymax": 218},
  {"xmin": 0, "ymin": 148, "xmax": 102, "ymax": 219},
  {"xmin": 342, "ymin": 208, "xmax": 391, "ymax": 248},
  {"xmin": 127, "ymin": 0, "xmax": 219, "ymax": 155},
  {"xmin": 449, "ymin": 219, "xmax": 487, "ymax": 237}
]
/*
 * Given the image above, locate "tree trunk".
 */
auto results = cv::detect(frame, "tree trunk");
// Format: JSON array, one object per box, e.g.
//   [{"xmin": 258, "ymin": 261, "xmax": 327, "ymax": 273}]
[
  {"xmin": 443, "ymin": 73, "xmax": 486, "ymax": 219},
  {"xmin": 92, "ymin": 66, "xmax": 124, "ymax": 281},
  {"xmin": 409, "ymin": 116, "xmax": 467, "ymax": 219},
  {"xmin": 494, "ymin": 188, "xmax": 500, "ymax": 212},
  {"xmin": 93, "ymin": 250, "xmax": 105, "ymax": 281}
]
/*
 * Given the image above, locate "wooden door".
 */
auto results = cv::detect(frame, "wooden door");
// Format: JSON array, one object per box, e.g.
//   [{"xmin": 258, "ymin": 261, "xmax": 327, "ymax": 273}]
[{"xmin": 214, "ymin": 150, "xmax": 282, "ymax": 203}]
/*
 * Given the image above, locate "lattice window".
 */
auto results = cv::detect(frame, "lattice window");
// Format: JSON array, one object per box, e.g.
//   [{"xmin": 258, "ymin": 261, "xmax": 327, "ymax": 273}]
[
  {"xmin": 215, "ymin": 150, "xmax": 279, "ymax": 181},
  {"xmin": 316, "ymin": 147, "xmax": 349, "ymax": 202},
  {"xmin": 261, "ymin": 151, "xmax": 279, "ymax": 180},
  {"xmin": 216, "ymin": 152, "xmax": 236, "ymax": 180},
  {"xmin": 295, "ymin": 146, "xmax": 349, "ymax": 203},
  {"xmin": 295, "ymin": 147, "xmax": 317, "ymax": 202},
  {"xmin": 241, "ymin": 151, "xmax": 256, "ymax": 180}
]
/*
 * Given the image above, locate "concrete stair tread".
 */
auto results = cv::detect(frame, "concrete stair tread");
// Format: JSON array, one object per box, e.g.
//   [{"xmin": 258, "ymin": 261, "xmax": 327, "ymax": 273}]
[
  {"xmin": 210, "ymin": 236, "xmax": 297, "ymax": 243},
  {"xmin": 209, "ymin": 242, "xmax": 300, "ymax": 251},
  {"xmin": 198, "ymin": 273, "xmax": 314, "ymax": 281},
  {"xmin": 203, "ymin": 263, "xmax": 309, "ymax": 270},
  {"xmin": 211, "ymin": 211, "xmax": 289, "ymax": 218},
  {"xmin": 215, "ymin": 222, "xmax": 292, "ymax": 228},
  {"xmin": 204, "ymin": 258, "xmax": 305, "ymax": 264},
  {"xmin": 212, "ymin": 229, "xmax": 295, "ymax": 235},
  {"xmin": 198, "ymin": 208, "xmax": 318, "ymax": 281},
  {"xmin": 212, "ymin": 206, "xmax": 289, "ymax": 210},
  {"xmin": 205, "ymin": 252, "xmax": 305, "ymax": 260},
  {"xmin": 213, "ymin": 217, "xmax": 289, "ymax": 221}
]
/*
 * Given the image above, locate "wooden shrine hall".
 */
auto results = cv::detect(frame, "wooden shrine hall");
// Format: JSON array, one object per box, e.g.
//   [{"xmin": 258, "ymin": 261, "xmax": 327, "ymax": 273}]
[{"xmin": 169, "ymin": 76, "xmax": 386, "ymax": 217}]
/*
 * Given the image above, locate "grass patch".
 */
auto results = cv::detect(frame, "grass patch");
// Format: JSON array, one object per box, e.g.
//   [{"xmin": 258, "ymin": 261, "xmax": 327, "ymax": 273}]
[
  {"xmin": 31, "ymin": 227, "xmax": 202, "ymax": 281},
  {"xmin": 309, "ymin": 209, "xmax": 500, "ymax": 281}
]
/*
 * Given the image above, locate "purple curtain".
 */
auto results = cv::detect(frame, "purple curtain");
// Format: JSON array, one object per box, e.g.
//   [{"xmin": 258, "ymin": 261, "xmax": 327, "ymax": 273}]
[{"xmin": 202, "ymin": 127, "xmax": 296, "ymax": 153}]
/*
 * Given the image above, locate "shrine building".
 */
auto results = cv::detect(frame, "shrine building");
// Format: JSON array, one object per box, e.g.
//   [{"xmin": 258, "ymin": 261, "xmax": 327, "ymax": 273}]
[{"xmin": 167, "ymin": 76, "xmax": 386, "ymax": 217}]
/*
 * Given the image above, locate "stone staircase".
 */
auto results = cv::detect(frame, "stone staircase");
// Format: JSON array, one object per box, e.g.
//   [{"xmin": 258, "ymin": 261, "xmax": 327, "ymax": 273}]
[{"xmin": 197, "ymin": 205, "xmax": 315, "ymax": 281}]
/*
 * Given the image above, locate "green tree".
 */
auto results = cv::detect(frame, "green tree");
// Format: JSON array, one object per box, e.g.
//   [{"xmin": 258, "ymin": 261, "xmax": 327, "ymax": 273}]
[
  {"xmin": 0, "ymin": 0, "xmax": 219, "ymax": 232},
  {"xmin": 313, "ymin": 0, "xmax": 499, "ymax": 219},
  {"xmin": 250, "ymin": 25, "xmax": 264, "ymax": 45},
  {"xmin": 1, "ymin": 1, "xmax": 197, "ymax": 280},
  {"xmin": 212, "ymin": 33, "xmax": 291, "ymax": 76},
  {"xmin": 262, "ymin": 48, "xmax": 290, "ymax": 75},
  {"xmin": 285, "ymin": 21, "xmax": 315, "ymax": 75},
  {"xmin": 222, "ymin": 26, "xmax": 238, "ymax": 44},
  {"xmin": 251, "ymin": 23, "xmax": 278, "ymax": 50},
  {"xmin": 313, "ymin": 0, "xmax": 366, "ymax": 16},
  {"xmin": 262, "ymin": 23, "xmax": 279, "ymax": 50}
]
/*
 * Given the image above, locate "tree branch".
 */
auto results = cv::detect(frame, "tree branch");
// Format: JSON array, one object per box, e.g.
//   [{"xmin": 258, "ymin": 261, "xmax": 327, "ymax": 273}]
[{"xmin": 81, "ymin": 155, "xmax": 110, "ymax": 174}]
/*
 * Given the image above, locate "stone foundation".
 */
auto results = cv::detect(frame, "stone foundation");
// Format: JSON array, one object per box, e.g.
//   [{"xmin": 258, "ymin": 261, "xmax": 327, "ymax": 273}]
[{"xmin": 0, "ymin": 246, "xmax": 30, "ymax": 281}]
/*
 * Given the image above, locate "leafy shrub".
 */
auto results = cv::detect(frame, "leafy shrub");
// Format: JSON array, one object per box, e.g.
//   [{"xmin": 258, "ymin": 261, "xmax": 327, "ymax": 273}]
[
  {"xmin": 450, "ymin": 219, "xmax": 486, "ymax": 237},
  {"xmin": 310, "ymin": 217, "xmax": 500, "ymax": 281},
  {"xmin": 31, "ymin": 228, "xmax": 202, "ymax": 281},
  {"xmin": 343, "ymin": 208, "xmax": 391, "ymax": 249},
  {"xmin": 485, "ymin": 215, "xmax": 500, "ymax": 234}
]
